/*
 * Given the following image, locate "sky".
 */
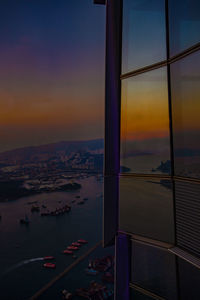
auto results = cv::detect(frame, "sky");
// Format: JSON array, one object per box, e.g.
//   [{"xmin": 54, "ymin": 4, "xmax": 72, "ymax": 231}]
[
  {"xmin": 121, "ymin": 68, "xmax": 170, "ymax": 153},
  {"xmin": 0, "ymin": 0, "xmax": 105, "ymax": 153}
]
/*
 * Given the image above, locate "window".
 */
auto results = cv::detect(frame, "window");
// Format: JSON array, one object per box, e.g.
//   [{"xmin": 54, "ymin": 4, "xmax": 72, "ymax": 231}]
[
  {"xmin": 169, "ymin": 0, "xmax": 200, "ymax": 56},
  {"xmin": 119, "ymin": 177, "xmax": 174, "ymax": 243},
  {"xmin": 122, "ymin": 0, "xmax": 166, "ymax": 73},
  {"xmin": 171, "ymin": 51, "xmax": 200, "ymax": 179},
  {"xmin": 178, "ymin": 257, "xmax": 200, "ymax": 300},
  {"xmin": 130, "ymin": 288, "xmax": 154, "ymax": 300},
  {"xmin": 120, "ymin": 68, "xmax": 171, "ymax": 175},
  {"xmin": 131, "ymin": 241, "xmax": 178, "ymax": 299}
]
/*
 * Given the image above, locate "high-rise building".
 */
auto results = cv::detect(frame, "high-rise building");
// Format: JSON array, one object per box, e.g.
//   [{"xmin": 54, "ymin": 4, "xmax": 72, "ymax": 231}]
[{"xmin": 95, "ymin": 0, "xmax": 200, "ymax": 299}]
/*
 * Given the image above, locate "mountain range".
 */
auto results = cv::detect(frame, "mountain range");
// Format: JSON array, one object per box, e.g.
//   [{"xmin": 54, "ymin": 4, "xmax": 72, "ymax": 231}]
[{"xmin": 0, "ymin": 139, "xmax": 104, "ymax": 165}]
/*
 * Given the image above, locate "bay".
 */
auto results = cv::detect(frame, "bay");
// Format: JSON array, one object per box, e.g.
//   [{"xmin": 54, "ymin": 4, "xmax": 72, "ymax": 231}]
[{"xmin": 0, "ymin": 175, "xmax": 103, "ymax": 300}]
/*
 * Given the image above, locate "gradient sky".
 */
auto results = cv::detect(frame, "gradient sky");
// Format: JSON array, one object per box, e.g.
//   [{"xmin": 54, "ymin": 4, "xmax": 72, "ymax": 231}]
[
  {"xmin": 0, "ymin": 0, "xmax": 105, "ymax": 153},
  {"xmin": 121, "ymin": 68, "xmax": 170, "ymax": 142}
]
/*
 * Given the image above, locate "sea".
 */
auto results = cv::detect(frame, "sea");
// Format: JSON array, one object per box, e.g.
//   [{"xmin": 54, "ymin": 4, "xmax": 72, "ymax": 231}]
[{"xmin": 0, "ymin": 175, "xmax": 113, "ymax": 300}]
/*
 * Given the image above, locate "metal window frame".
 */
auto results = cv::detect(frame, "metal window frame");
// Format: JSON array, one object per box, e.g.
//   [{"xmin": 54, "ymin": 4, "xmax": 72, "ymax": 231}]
[{"xmin": 103, "ymin": 0, "xmax": 122, "ymax": 247}]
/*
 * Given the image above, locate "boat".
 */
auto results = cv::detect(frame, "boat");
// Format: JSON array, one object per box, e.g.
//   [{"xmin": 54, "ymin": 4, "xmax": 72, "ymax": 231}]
[
  {"xmin": 62, "ymin": 289, "xmax": 73, "ymax": 299},
  {"xmin": 43, "ymin": 262, "xmax": 56, "ymax": 269},
  {"xmin": 67, "ymin": 246, "xmax": 78, "ymax": 250},
  {"xmin": 78, "ymin": 239, "xmax": 88, "ymax": 244},
  {"xmin": 43, "ymin": 256, "xmax": 55, "ymax": 260},
  {"xmin": 72, "ymin": 242, "xmax": 81, "ymax": 246},
  {"xmin": 41, "ymin": 205, "xmax": 71, "ymax": 217},
  {"xmin": 63, "ymin": 250, "xmax": 73, "ymax": 254}
]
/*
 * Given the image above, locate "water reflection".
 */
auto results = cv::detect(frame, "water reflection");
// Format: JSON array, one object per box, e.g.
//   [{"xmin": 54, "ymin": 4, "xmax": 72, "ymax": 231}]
[{"xmin": 119, "ymin": 176, "xmax": 174, "ymax": 243}]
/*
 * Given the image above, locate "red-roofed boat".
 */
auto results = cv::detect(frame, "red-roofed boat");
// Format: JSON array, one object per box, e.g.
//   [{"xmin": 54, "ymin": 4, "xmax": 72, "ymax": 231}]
[
  {"xmin": 67, "ymin": 246, "xmax": 78, "ymax": 250},
  {"xmin": 43, "ymin": 256, "xmax": 55, "ymax": 260},
  {"xmin": 43, "ymin": 263, "xmax": 56, "ymax": 269},
  {"xmin": 72, "ymin": 242, "xmax": 81, "ymax": 246},
  {"xmin": 78, "ymin": 239, "xmax": 88, "ymax": 244},
  {"xmin": 63, "ymin": 250, "xmax": 73, "ymax": 254}
]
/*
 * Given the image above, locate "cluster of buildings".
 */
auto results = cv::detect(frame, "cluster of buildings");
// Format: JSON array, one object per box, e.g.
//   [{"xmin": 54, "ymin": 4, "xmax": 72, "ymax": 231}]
[{"xmin": 0, "ymin": 150, "xmax": 103, "ymax": 182}]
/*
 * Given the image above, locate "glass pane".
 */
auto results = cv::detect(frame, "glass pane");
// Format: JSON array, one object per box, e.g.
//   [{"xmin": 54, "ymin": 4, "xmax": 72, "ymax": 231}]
[
  {"xmin": 171, "ymin": 51, "xmax": 200, "ymax": 179},
  {"xmin": 119, "ymin": 177, "xmax": 175, "ymax": 243},
  {"xmin": 122, "ymin": 0, "xmax": 166, "ymax": 73},
  {"xmin": 131, "ymin": 241, "xmax": 178, "ymax": 299},
  {"xmin": 175, "ymin": 180, "xmax": 200, "ymax": 257},
  {"xmin": 130, "ymin": 288, "xmax": 153, "ymax": 300},
  {"xmin": 178, "ymin": 258, "xmax": 200, "ymax": 300},
  {"xmin": 169, "ymin": 0, "xmax": 200, "ymax": 56},
  {"xmin": 120, "ymin": 68, "xmax": 171, "ymax": 175}
]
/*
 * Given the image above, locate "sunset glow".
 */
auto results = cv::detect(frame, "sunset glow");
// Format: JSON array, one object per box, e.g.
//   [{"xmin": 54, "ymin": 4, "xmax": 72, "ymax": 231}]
[
  {"xmin": 121, "ymin": 68, "xmax": 169, "ymax": 143},
  {"xmin": 0, "ymin": 0, "xmax": 105, "ymax": 152}
]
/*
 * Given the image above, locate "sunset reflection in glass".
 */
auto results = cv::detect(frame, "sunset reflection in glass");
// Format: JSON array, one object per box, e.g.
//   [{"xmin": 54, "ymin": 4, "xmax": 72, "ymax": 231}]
[{"xmin": 120, "ymin": 67, "xmax": 171, "ymax": 174}]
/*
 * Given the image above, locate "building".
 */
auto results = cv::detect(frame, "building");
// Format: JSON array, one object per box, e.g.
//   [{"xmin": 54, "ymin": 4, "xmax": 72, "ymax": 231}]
[{"xmin": 94, "ymin": 0, "xmax": 200, "ymax": 299}]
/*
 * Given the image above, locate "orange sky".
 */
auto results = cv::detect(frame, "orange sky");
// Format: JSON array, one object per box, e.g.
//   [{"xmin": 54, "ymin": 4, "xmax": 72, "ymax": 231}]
[
  {"xmin": 0, "ymin": 1, "xmax": 105, "ymax": 153},
  {"xmin": 121, "ymin": 68, "xmax": 170, "ymax": 142}
]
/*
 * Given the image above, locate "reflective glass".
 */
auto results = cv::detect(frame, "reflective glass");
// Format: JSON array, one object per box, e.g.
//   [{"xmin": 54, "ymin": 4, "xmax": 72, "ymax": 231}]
[
  {"xmin": 120, "ymin": 68, "xmax": 171, "ymax": 174},
  {"xmin": 175, "ymin": 180, "xmax": 200, "ymax": 257},
  {"xmin": 122, "ymin": 0, "xmax": 166, "ymax": 73},
  {"xmin": 178, "ymin": 258, "xmax": 200, "ymax": 300},
  {"xmin": 169, "ymin": 0, "xmax": 200, "ymax": 56},
  {"xmin": 130, "ymin": 288, "xmax": 153, "ymax": 300},
  {"xmin": 171, "ymin": 51, "xmax": 200, "ymax": 179},
  {"xmin": 119, "ymin": 177, "xmax": 175, "ymax": 243},
  {"xmin": 131, "ymin": 241, "xmax": 177, "ymax": 299}
]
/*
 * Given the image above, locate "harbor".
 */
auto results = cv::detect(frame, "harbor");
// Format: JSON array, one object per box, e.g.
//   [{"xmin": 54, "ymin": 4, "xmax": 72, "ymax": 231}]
[
  {"xmin": 34, "ymin": 243, "xmax": 114, "ymax": 300},
  {"xmin": 0, "ymin": 175, "xmax": 106, "ymax": 300}
]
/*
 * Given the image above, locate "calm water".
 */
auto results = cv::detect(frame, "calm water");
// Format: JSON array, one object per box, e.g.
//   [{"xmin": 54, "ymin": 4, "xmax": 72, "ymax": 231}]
[{"xmin": 0, "ymin": 175, "xmax": 103, "ymax": 300}]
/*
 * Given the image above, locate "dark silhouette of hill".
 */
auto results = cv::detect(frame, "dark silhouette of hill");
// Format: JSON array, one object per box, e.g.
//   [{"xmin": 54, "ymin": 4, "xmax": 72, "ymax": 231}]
[{"xmin": 0, "ymin": 139, "xmax": 104, "ymax": 164}]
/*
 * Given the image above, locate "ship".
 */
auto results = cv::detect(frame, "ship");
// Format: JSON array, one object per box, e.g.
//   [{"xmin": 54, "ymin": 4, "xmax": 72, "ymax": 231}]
[
  {"xmin": 63, "ymin": 250, "xmax": 73, "ymax": 255},
  {"xmin": 61, "ymin": 289, "xmax": 73, "ymax": 299},
  {"xmin": 43, "ymin": 262, "xmax": 56, "ymax": 269}
]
